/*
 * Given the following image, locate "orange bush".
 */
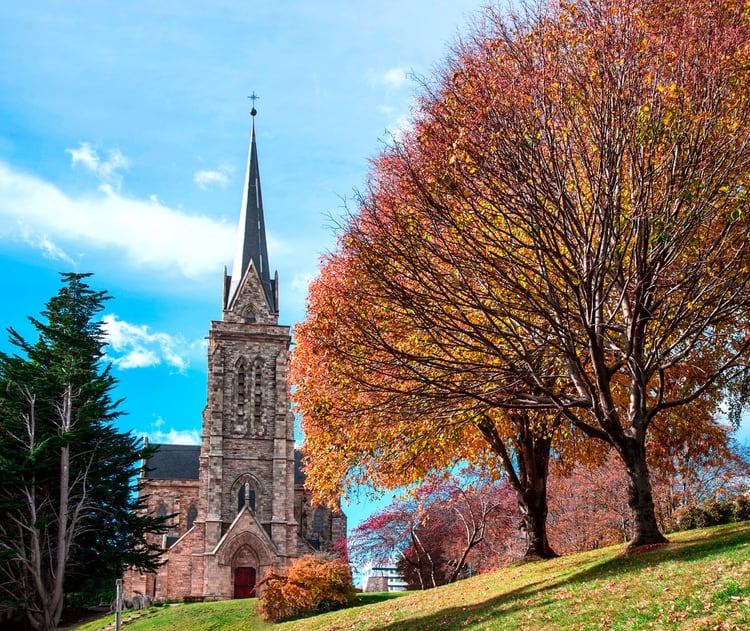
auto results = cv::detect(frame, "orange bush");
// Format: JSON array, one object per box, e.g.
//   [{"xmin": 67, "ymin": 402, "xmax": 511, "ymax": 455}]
[{"xmin": 258, "ymin": 554, "xmax": 356, "ymax": 622}]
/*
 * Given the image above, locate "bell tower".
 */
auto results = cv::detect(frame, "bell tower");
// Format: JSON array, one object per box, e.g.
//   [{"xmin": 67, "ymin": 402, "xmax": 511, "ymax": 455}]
[
  {"xmin": 121, "ymin": 104, "xmax": 347, "ymax": 602},
  {"xmin": 198, "ymin": 105, "xmax": 298, "ymax": 592}
]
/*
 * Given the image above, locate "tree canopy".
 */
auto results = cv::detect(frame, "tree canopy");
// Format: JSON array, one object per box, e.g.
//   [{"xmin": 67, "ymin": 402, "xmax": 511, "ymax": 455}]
[
  {"xmin": 292, "ymin": 0, "xmax": 750, "ymax": 553},
  {"xmin": 0, "ymin": 273, "xmax": 166, "ymax": 631}
]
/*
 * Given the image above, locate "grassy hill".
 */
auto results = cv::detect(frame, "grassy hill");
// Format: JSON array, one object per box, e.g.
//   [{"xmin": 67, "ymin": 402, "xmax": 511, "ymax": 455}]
[{"xmin": 68, "ymin": 521, "xmax": 750, "ymax": 631}]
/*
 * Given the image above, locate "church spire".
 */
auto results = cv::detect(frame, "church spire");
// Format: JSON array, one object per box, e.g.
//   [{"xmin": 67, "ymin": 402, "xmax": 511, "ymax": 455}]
[{"xmin": 226, "ymin": 102, "xmax": 277, "ymax": 312}]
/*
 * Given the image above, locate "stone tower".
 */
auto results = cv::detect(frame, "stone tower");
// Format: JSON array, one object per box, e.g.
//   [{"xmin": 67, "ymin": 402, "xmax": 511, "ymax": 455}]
[
  {"xmin": 197, "ymin": 107, "xmax": 299, "ymax": 594},
  {"xmin": 122, "ymin": 110, "xmax": 346, "ymax": 602}
]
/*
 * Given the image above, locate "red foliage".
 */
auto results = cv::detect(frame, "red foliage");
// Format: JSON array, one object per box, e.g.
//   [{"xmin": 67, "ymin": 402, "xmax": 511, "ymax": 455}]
[{"xmin": 348, "ymin": 474, "xmax": 520, "ymax": 588}]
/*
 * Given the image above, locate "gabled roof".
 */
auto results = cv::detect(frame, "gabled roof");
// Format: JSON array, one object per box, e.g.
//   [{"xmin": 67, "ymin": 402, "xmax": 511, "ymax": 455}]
[
  {"xmin": 226, "ymin": 110, "xmax": 276, "ymax": 312},
  {"xmin": 144, "ymin": 443, "xmax": 307, "ymax": 483},
  {"xmin": 144, "ymin": 444, "xmax": 201, "ymax": 480}
]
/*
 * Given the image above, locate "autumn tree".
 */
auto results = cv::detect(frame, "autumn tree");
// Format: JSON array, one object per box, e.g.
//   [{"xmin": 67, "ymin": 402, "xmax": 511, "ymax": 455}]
[
  {"xmin": 294, "ymin": 0, "xmax": 750, "ymax": 553},
  {"xmin": 293, "ymin": 242, "xmax": 565, "ymax": 557},
  {"xmin": 548, "ymin": 430, "xmax": 749, "ymax": 553},
  {"xmin": 547, "ymin": 453, "xmax": 633, "ymax": 553},
  {"xmin": 0, "ymin": 274, "xmax": 166, "ymax": 630},
  {"xmin": 348, "ymin": 475, "xmax": 517, "ymax": 589},
  {"xmin": 650, "ymin": 434, "xmax": 750, "ymax": 527}
]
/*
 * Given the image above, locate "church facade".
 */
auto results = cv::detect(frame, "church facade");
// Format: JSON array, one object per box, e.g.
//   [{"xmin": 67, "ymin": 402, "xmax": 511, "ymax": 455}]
[{"xmin": 123, "ymin": 111, "xmax": 346, "ymax": 601}]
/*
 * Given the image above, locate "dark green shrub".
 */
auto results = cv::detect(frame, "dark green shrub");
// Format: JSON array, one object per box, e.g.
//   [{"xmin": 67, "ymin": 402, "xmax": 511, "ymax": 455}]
[
  {"xmin": 732, "ymin": 495, "xmax": 750, "ymax": 521},
  {"xmin": 673, "ymin": 497, "xmax": 749, "ymax": 532},
  {"xmin": 701, "ymin": 499, "xmax": 734, "ymax": 526}
]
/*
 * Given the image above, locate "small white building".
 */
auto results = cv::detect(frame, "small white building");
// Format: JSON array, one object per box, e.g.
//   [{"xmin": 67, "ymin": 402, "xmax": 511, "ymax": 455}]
[{"xmin": 360, "ymin": 560, "xmax": 408, "ymax": 592}]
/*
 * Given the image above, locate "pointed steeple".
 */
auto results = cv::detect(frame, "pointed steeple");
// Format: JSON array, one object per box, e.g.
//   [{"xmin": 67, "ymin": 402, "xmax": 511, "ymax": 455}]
[{"xmin": 226, "ymin": 105, "xmax": 277, "ymax": 312}]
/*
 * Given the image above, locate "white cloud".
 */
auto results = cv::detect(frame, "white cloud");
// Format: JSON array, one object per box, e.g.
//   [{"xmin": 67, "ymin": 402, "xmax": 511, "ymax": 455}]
[
  {"xmin": 0, "ymin": 160, "xmax": 237, "ymax": 279},
  {"xmin": 21, "ymin": 231, "xmax": 76, "ymax": 266},
  {"xmin": 382, "ymin": 66, "xmax": 410, "ymax": 88},
  {"xmin": 290, "ymin": 272, "xmax": 315, "ymax": 294},
  {"xmin": 67, "ymin": 142, "xmax": 99, "ymax": 171},
  {"xmin": 194, "ymin": 165, "xmax": 231, "ymax": 189},
  {"xmin": 66, "ymin": 142, "xmax": 130, "ymax": 190},
  {"xmin": 368, "ymin": 66, "xmax": 411, "ymax": 90},
  {"xmin": 142, "ymin": 420, "xmax": 201, "ymax": 446},
  {"xmin": 102, "ymin": 313, "xmax": 204, "ymax": 372},
  {"xmin": 385, "ymin": 114, "xmax": 413, "ymax": 141}
]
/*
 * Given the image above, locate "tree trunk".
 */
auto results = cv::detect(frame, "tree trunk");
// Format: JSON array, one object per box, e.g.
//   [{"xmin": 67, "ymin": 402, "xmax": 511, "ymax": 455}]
[
  {"xmin": 478, "ymin": 412, "xmax": 558, "ymax": 559},
  {"xmin": 617, "ymin": 436, "xmax": 669, "ymax": 550},
  {"xmin": 24, "ymin": 387, "xmax": 74, "ymax": 631},
  {"xmin": 518, "ymin": 489, "xmax": 557, "ymax": 559}
]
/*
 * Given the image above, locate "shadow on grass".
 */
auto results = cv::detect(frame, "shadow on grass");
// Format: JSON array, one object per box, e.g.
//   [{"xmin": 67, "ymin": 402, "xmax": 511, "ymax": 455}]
[
  {"xmin": 278, "ymin": 592, "xmax": 406, "ymax": 624},
  {"xmin": 361, "ymin": 522, "xmax": 750, "ymax": 631},
  {"xmin": 352, "ymin": 592, "xmax": 409, "ymax": 607}
]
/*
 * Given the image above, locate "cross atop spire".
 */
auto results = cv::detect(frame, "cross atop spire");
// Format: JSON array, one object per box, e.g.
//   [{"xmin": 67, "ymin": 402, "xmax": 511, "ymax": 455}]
[
  {"xmin": 225, "ymin": 105, "xmax": 277, "ymax": 313},
  {"xmin": 249, "ymin": 92, "xmax": 259, "ymax": 117}
]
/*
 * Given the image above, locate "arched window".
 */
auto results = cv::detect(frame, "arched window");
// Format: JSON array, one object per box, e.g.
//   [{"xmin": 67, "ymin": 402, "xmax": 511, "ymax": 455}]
[
  {"xmin": 187, "ymin": 505, "xmax": 198, "ymax": 530},
  {"xmin": 245, "ymin": 310, "xmax": 256, "ymax": 323},
  {"xmin": 313, "ymin": 508, "xmax": 324, "ymax": 534},
  {"xmin": 156, "ymin": 504, "xmax": 167, "ymax": 519},
  {"xmin": 237, "ymin": 481, "xmax": 256, "ymax": 513}
]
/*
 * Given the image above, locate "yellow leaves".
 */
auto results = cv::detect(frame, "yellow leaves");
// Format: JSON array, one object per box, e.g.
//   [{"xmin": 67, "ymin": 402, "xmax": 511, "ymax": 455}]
[
  {"xmin": 725, "ymin": 119, "xmax": 740, "ymax": 132},
  {"xmin": 293, "ymin": 0, "xmax": 750, "ymax": 513}
]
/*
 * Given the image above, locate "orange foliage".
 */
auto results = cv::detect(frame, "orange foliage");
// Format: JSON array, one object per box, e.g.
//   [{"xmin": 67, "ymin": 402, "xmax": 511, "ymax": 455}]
[
  {"xmin": 548, "ymin": 453, "xmax": 634, "ymax": 553},
  {"xmin": 258, "ymin": 554, "xmax": 356, "ymax": 622},
  {"xmin": 292, "ymin": 0, "xmax": 750, "ymax": 553}
]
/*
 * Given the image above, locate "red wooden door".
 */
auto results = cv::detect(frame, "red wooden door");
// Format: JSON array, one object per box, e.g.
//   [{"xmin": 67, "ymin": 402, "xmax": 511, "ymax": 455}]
[{"xmin": 234, "ymin": 566, "xmax": 257, "ymax": 598}]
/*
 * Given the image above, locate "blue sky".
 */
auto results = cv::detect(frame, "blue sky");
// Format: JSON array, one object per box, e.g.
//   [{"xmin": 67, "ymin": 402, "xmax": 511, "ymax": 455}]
[
  {"xmin": 0, "ymin": 0, "xmax": 489, "ymax": 531},
  {"xmin": 1, "ymin": 1, "xmax": 747, "ymax": 539},
  {"xmin": 0, "ymin": 2, "xmax": 483, "ymax": 429}
]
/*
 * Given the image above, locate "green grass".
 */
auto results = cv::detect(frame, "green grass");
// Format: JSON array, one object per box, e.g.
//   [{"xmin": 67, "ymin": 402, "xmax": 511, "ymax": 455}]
[{"xmin": 66, "ymin": 521, "xmax": 750, "ymax": 631}]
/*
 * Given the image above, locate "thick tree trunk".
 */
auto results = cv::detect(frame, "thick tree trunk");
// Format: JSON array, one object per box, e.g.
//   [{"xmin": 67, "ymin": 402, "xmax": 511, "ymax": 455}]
[
  {"xmin": 518, "ymin": 490, "xmax": 557, "ymax": 559},
  {"xmin": 478, "ymin": 412, "xmax": 557, "ymax": 559},
  {"xmin": 617, "ymin": 437, "xmax": 669, "ymax": 550}
]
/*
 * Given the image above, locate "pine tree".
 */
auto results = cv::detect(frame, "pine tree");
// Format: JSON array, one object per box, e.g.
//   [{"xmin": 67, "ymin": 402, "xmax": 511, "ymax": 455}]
[{"xmin": 0, "ymin": 273, "xmax": 166, "ymax": 631}]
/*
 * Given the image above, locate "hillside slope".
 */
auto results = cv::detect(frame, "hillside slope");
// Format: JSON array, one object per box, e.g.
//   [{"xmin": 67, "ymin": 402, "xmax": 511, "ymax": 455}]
[{"xmin": 72, "ymin": 522, "xmax": 750, "ymax": 631}]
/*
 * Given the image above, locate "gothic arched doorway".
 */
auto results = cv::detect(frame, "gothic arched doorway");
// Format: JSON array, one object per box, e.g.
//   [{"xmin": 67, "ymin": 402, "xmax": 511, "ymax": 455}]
[{"xmin": 234, "ymin": 566, "xmax": 257, "ymax": 598}]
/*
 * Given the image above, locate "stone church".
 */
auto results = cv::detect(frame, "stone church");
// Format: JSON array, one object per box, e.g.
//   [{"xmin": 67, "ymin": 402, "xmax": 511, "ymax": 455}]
[{"xmin": 123, "ymin": 110, "xmax": 346, "ymax": 601}]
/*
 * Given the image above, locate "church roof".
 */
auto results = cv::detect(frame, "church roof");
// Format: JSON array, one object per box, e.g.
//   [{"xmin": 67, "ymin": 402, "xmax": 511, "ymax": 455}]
[
  {"xmin": 144, "ymin": 444, "xmax": 201, "ymax": 480},
  {"xmin": 226, "ymin": 108, "xmax": 276, "ymax": 312},
  {"xmin": 144, "ymin": 443, "xmax": 307, "ymax": 483}
]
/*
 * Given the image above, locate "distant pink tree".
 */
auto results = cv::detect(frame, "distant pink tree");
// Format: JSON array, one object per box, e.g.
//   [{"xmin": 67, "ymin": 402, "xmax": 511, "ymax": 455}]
[{"xmin": 349, "ymin": 474, "xmax": 517, "ymax": 589}]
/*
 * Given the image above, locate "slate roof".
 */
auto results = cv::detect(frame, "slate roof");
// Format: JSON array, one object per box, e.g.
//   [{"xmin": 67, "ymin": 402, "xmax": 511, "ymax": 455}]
[
  {"xmin": 144, "ymin": 444, "xmax": 201, "ymax": 480},
  {"xmin": 144, "ymin": 443, "xmax": 308, "ymax": 483}
]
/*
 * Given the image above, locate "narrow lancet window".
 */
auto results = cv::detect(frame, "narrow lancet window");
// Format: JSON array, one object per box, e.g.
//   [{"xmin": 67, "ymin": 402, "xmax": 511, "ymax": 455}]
[
  {"xmin": 313, "ymin": 508, "xmax": 324, "ymax": 534},
  {"xmin": 237, "ymin": 481, "xmax": 256, "ymax": 513},
  {"xmin": 252, "ymin": 359, "xmax": 263, "ymax": 428},
  {"xmin": 237, "ymin": 360, "xmax": 246, "ymax": 417},
  {"xmin": 187, "ymin": 505, "xmax": 197, "ymax": 530}
]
